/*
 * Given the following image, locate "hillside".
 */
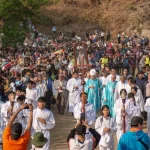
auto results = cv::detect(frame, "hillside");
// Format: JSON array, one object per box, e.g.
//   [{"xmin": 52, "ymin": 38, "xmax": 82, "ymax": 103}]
[{"xmin": 38, "ymin": 0, "xmax": 150, "ymax": 37}]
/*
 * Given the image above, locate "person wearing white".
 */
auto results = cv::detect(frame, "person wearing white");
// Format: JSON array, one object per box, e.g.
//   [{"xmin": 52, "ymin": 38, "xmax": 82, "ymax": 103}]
[
  {"xmin": 74, "ymin": 92, "xmax": 96, "ymax": 140},
  {"xmin": 114, "ymin": 89, "xmax": 137, "ymax": 142},
  {"xmin": 106, "ymin": 68, "xmax": 120, "ymax": 84},
  {"xmin": 67, "ymin": 121, "xmax": 100, "ymax": 150},
  {"xmin": 25, "ymin": 81, "xmax": 38, "ymax": 108},
  {"xmin": 95, "ymin": 105, "xmax": 117, "ymax": 150},
  {"xmin": 67, "ymin": 71, "xmax": 82, "ymax": 112},
  {"xmin": 131, "ymin": 86, "xmax": 144, "ymax": 113},
  {"xmin": 16, "ymin": 95, "xmax": 31, "ymax": 130},
  {"xmin": 127, "ymin": 93, "xmax": 141, "ymax": 119},
  {"xmin": 74, "ymin": 92, "xmax": 96, "ymax": 125},
  {"xmin": 32, "ymin": 97, "xmax": 55, "ymax": 150},
  {"xmin": 99, "ymin": 72, "xmax": 108, "ymax": 86},
  {"xmin": 144, "ymin": 98, "xmax": 150, "ymax": 136},
  {"xmin": 1, "ymin": 92, "xmax": 19, "ymax": 129},
  {"xmin": 114, "ymin": 75, "xmax": 130, "ymax": 101},
  {"xmin": 0, "ymin": 100, "xmax": 4, "ymax": 142}
]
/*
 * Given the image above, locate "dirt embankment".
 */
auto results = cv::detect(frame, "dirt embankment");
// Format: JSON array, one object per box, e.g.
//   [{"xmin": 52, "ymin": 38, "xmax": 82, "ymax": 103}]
[{"xmin": 37, "ymin": 0, "xmax": 150, "ymax": 37}]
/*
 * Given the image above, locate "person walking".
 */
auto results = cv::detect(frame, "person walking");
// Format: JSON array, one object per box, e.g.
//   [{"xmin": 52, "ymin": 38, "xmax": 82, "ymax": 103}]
[
  {"xmin": 32, "ymin": 97, "xmax": 55, "ymax": 150},
  {"xmin": 118, "ymin": 116, "xmax": 150, "ymax": 150},
  {"xmin": 95, "ymin": 105, "xmax": 117, "ymax": 150}
]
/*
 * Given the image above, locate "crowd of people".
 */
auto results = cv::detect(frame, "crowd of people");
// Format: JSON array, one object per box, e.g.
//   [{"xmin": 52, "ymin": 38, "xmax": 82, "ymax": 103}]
[{"xmin": 0, "ymin": 26, "xmax": 150, "ymax": 150}]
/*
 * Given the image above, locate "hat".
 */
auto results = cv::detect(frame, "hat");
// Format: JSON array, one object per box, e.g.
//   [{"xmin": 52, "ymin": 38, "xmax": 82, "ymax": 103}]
[
  {"xmin": 31, "ymin": 132, "xmax": 47, "ymax": 147},
  {"xmin": 90, "ymin": 69, "xmax": 96, "ymax": 76},
  {"xmin": 131, "ymin": 116, "xmax": 143, "ymax": 126},
  {"xmin": 11, "ymin": 123, "xmax": 22, "ymax": 140},
  {"xmin": 76, "ymin": 124, "xmax": 86, "ymax": 135}
]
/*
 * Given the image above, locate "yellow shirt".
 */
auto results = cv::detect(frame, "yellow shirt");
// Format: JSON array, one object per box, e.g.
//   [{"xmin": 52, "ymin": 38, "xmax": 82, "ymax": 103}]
[
  {"xmin": 100, "ymin": 58, "xmax": 108, "ymax": 67},
  {"xmin": 145, "ymin": 57, "xmax": 150, "ymax": 66}
]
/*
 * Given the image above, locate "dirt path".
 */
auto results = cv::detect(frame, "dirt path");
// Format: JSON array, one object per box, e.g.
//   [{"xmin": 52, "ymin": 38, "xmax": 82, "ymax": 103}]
[{"xmin": 50, "ymin": 106, "xmax": 147, "ymax": 150}]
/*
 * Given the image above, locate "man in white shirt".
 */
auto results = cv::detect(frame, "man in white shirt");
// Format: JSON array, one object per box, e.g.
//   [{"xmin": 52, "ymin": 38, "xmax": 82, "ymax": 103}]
[
  {"xmin": 32, "ymin": 97, "xmax": 55, "ymax": 150},
  {"xmin": 67, "ymin": 71, "xmax": 82, "ymax": 113}
]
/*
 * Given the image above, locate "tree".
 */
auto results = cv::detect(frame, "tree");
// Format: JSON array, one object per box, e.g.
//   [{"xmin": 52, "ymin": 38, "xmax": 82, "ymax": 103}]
[{"xmin": 0, "ymin": 0, "xmax": 49, "ymax": 48}]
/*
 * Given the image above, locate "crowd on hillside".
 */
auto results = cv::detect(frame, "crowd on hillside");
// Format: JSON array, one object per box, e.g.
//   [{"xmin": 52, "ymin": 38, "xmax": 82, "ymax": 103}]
[{"xmin": 0, "ymin": 26, "xmax": 150, "ymax": 150}]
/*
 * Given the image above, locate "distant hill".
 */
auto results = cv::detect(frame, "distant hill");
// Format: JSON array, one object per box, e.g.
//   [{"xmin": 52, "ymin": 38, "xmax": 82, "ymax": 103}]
[{"xmin": 38, "ymin": 0, "xmax": 150, "ymax": 38}]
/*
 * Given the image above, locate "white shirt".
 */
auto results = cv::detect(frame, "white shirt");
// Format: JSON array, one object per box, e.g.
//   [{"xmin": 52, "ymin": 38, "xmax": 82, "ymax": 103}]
[
  {"xmin": 32, "ymin": 108, "xmax": 55, "ymax": 131},
  {"xmin": 74, "ymin": 102, "xmax": 96, "ymax": 125},
  {"xmin": 1, "ymin": 101, "xmax": 19, "ymax": 123},
  {"xmin": 99, "ymin": 76, "xmax": 107, "ymax": 86},
  {"xmin": 69, "ymin": 138, "xmax": 93, "ymax": 150},
  {"xmin": 26, "ymin": 87, "xmax": 38, "ymax": 102}
]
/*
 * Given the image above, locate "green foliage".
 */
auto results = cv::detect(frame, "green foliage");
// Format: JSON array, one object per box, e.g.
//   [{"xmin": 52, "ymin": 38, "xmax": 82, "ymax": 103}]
[{"xmin": 0, "ymin": 0, "xmax": 49, "ymax": 48}]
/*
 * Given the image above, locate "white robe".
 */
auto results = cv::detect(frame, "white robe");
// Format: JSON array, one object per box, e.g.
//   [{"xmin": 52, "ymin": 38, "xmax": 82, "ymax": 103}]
[
  {"xmin": 74, "ymin": 102, "xmax": 96, "ymax": 125},
  {"xmin": 144, "ymin": 98, "xmax": 150, "ymax": 137},
  {"xmin": 66, "ymin": 78, "xmax": 82, "ymax": 112},
  {"xmin": 99, "ymin": 77, "xmax": 107, "ymax": 86},
  {"xmin": 114, "ymin": 98, "xmax": 139, "ymax": 142},
  {"xmin": 0, "ymin": 100, "xmax": 4, "ymax": 142},
  {"xmin": 25, "ymin": 87, "xmax": 38, "ymax": 108},
  {"xmin": 95, "ymin": 116, "xmax": 117, "ymax": 150},
  {"xmin": 32, "ymin": 108, "xmax": 55, "ymax": 150},
  {"xmin": 114, "ymin": 81, "xmax": 130, "ymax": 101},
  {"xmin": 1, "ymin": 101, "xmax": 19, "ymax": 129},
  {"xmin": 106, "ymin": 74, "xmax": 120, "ymax": 84},
  {"xmin": 134, "ymin": 90, "xmax": 144, "ymax": 112}
]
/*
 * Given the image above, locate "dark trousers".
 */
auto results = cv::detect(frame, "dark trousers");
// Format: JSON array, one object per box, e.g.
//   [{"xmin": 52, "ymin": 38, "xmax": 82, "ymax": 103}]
[
  {"xmin": 45, "ymin": 90, "xmax": 52, "ymax": 110},
  {"xmin": 57, "ymin": 93, "xmax": 65, "ymax": 114}
]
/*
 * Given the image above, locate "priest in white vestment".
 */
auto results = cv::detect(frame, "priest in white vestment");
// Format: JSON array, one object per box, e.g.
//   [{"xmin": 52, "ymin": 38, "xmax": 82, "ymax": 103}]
[{"xmin": 67, "ymin": 71, "xmax": 82, "ymax": 112}]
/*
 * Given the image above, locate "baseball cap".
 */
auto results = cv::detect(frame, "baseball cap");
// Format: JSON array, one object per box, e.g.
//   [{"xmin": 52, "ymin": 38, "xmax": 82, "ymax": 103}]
[
  {"xmin": 76, "ymin": 124, "xmax": 86, "ymax": 135},
  {"xmin": 11, "ymin": 123, "xmax": 22, "ymax": 140},
  {"xmin": 131, "ymin": 116, "xmax": 143, "ymax": 126}
]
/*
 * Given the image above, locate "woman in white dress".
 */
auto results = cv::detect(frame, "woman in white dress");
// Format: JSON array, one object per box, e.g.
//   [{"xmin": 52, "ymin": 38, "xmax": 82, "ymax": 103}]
[{"xmin": 95, "ymin": 105, "xmax": 117, "ymax": 150}]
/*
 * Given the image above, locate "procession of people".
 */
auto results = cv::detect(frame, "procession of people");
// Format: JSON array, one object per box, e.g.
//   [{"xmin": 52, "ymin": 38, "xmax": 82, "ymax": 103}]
[{"xmin": 0, "ymin": 27, "xmax": 150, "ymax": 150}]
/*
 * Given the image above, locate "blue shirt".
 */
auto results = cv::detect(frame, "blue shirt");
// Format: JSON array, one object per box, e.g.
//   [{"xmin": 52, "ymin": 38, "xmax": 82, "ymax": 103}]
[{"xmin": 118, "ymin": 130, "xmax": 150, "ymax": 150}]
